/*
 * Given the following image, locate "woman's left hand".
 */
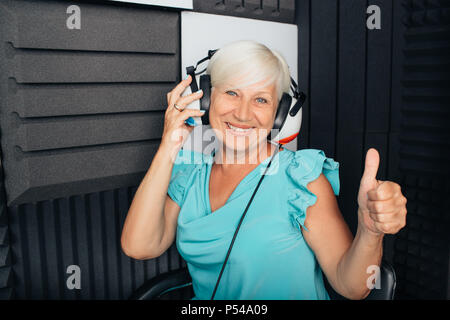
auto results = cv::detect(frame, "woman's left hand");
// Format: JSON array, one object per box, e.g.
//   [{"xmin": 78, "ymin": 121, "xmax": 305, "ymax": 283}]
[{"xmin": 357, "ymin": 148, "xmax": 408, "ymax": 236}]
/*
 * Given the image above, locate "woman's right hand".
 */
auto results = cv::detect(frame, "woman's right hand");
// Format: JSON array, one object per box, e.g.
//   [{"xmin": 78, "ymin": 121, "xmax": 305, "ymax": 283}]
[{"xmin": 160, "ymin": 75, "xmax": 205, "ymax": 153}]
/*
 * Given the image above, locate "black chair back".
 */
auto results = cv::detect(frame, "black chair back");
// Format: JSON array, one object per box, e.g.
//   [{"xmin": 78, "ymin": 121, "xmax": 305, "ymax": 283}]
[
  {"xmin": 130, "ymin": 260, "xmax": 396, "ymax": 300},
  {"xmin": 325, "ymin": 260, "xmax": 396, "ymax": 300}
]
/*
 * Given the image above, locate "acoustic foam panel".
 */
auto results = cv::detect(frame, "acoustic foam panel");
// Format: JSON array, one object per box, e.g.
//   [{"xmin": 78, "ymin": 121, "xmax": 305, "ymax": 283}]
[
  {"xmin": 0, "ymin": 162, "xmax": 13, "ymax": 299},
  {"xmin": 193, "ymin": 0, "xmax": 295, "ymax": 24},
  {"xmin": 7, "ymin": 186, "xmax": 186, "ymax": 299},
  {"xmin": 392, "ymin": 0, "xmax": 450, "ymax": 299},
  {"xmin": 0, "ymin": 0, "xmax": 180, "ymax": 206}
]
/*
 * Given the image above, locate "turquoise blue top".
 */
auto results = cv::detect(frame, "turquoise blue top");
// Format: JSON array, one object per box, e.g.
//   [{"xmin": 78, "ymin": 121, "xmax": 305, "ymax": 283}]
[{"xmin": 167, "ymin": 147, "xmax": 340, "ymax": 300}]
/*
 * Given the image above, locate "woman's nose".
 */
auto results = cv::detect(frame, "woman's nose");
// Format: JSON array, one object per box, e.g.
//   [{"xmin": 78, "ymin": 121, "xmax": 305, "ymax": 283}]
[{"xmin": 234, "ymin": 99, "xmax": 253, "ymax": 122}]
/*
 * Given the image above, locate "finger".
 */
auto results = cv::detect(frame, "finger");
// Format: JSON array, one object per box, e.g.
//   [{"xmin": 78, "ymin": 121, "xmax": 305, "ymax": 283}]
[
  {"xmin": 398, "ymin": 195, "xmax": 407, "ymax": 207},
  {"xmin": 176, "ymin": 108, "xmax": 206, "ymax": 122},
  {"xmin": 367, "ymin": 199, "xmax": 397, "ymax": 214},
  {"xmin": 367, "ymin": 181, "xmax": 398, "ymax": 201},
  {"xmin": 360, "ymin": 148, "xmax": 380, "ymax": 187},
  {"xmin": 369, "ymin": 211, "xmax": 399, "ymax": 224},
  {"xmin": 372, "ymin": 221, "xmax": 389, "ymax": 234},
  {"xmin": 168, "ymin": 75, "xmax": 193, "ymax": 103},
  {"xmin": 171, "ymin": 89, "xmax": 204, "ymax": 110},
  {"xmin": 373, "ymin": 221, "xmax": 404, "ymax": 234}
]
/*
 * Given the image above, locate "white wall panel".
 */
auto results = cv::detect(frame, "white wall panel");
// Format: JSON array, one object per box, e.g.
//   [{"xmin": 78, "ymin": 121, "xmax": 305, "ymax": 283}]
[
  {"xmin": 181, "ymin": 11, "xmax": 298, "ymax": 152},
  {"xmin": 109, "ymin": 0, "xmax": 193, "ymax": 9}
]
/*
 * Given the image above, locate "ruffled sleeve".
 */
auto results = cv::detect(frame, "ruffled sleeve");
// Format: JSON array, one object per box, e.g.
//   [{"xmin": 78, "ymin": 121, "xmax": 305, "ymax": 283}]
[
  {"xmin": 167, "ymin": 148, "xmax": 204, "ymax": 208},
  {"xmin": 286, "ymin": 149, "xmax": 340, "ymax": 232}
]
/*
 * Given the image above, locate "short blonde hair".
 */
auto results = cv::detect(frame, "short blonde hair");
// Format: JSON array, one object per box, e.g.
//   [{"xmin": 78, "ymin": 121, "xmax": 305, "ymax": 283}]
[{"xmin": 206, "ymin": 40, "xmax": 291, "ymax": 102}]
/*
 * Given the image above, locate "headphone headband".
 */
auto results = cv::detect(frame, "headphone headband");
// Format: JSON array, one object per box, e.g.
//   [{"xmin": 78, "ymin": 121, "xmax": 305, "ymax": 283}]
[{"xmin": 188, "ymin": 49, "xmax": 304, "ymax": 105}]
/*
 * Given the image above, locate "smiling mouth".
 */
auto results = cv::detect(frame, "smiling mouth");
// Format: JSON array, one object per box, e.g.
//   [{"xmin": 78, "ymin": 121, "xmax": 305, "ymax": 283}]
[{"xmin": 225, "ymin": 122, "xmax": 256, "ymax": 133}]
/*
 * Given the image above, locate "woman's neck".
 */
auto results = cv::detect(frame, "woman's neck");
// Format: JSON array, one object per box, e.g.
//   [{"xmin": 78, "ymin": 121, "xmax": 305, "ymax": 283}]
[{"xmin": 213, "ymin": 142, "xmax": 282, "ymax": 170}]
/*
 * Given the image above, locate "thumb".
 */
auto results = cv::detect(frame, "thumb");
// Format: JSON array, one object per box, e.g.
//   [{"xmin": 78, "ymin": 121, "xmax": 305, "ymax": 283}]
[{"xmin": 361, "ymin": 148, "xmax": 380, "ymax": 187}]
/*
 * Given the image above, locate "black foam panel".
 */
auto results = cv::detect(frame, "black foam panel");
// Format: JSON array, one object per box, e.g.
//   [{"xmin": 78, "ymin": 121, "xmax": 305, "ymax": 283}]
[
  {"xmin": 391, "ymin": 0, "xmax": 450, "ymax": 299},
  {"xmin": 193, "ymin": 0, "xmax": 295, "ymax": 24},
  {"xmin": 296, "ymin": 0, "xmax": 449, "ymax": 299},
  {"xmin": 7, "ymin": 187, "xmax": 187, "ymax": 299},
  {"xmin": 0, "ymin": 0, "xmax": 180, "ymax": 206}
]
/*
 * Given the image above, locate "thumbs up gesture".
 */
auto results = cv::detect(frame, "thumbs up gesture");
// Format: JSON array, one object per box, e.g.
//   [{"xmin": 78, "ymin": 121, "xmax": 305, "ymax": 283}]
[{"xmin": 357, "ymin": 148, "xmax": 408, "ymax": 235}]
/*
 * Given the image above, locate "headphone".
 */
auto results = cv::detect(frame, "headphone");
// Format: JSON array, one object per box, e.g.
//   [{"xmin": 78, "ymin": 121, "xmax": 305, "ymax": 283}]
[
  {"xmin": 184, "ymin": 49, "xmax": 306, "ymax": 145},
  {"xmin": 183, "ymin": 48, "xmax": 307, "ymax": 299}
]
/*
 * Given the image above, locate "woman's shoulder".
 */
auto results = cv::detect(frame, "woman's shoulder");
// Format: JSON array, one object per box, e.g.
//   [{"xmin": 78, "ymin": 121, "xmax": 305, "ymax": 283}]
[
  {"xmin": 282, "ymin": 148, "xmax": 340, "ymax": 194},
  {"xmin": 170, "ymin": 147, "xmax": 212, "ymax": 182},
  {"xmin": 173, "ymin": 147, "xmax": 214, "ymax": 167},
  {"xmin": 281, "ymin": 148, "xmax": 340, "ymax": 231},
  {"xmin": 283, "ymin": 148, "xmax": 338, "ymax": 169},
  {"xmin": 168, "ymin": 148, "xmax": 212, "ymax": 207}
]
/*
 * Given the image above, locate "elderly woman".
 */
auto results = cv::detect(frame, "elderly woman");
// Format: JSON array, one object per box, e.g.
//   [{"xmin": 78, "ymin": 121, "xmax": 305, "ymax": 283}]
[{"xmin": 121, "ymin": 40, "xmax": 407, "ymax": 300}]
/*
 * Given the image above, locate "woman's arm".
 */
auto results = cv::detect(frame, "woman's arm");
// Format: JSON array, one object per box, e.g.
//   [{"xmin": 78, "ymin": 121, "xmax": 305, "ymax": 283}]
[
  {"xmin": 121, "ymin": 75, "xmax": 205, "ymax": 260},
  {"xmin": 121, "ymin": 145, "xmax": 180, "ymax": 260},
  {"xmin": 302, "ymin": 149, "xmax": 407, "ymax": 299}
]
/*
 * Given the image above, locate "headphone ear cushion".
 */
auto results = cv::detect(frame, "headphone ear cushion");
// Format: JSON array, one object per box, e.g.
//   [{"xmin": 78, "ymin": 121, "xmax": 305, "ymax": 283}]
[
  {"xmin": 272, "ymin": 93, "xmax": 292, "ymax": 131},
  {"xmin": 199, "ymin": 74, "xmax": 211, "ymax": 125}
]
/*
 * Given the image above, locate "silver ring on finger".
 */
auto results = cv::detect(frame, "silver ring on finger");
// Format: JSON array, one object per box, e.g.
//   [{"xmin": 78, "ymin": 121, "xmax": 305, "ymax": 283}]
[{"xmin": 173, "ymin": 103, "xmax": 184, "ymax": 112}]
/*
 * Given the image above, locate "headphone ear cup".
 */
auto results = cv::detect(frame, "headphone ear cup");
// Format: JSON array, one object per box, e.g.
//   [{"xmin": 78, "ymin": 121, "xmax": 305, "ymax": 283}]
[
  {"xmin": 272, "ymin": 93, "xmax": 292, "ymax": 131},
  {"xmin": 199, "ymin": 74, "xmax": 211, "ymax": 125}
]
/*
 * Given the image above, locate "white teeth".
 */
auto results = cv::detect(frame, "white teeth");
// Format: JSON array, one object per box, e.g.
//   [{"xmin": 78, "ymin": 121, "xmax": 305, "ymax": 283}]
[{"xmin": 227, "ymin": 122, "xmax": 253, "ymax": 132}]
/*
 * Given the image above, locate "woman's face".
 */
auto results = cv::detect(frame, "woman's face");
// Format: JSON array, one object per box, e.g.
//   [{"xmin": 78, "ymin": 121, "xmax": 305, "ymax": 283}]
[{"xmin": 209, "ymin": 77, "xmax": 278, "ymax": 156}]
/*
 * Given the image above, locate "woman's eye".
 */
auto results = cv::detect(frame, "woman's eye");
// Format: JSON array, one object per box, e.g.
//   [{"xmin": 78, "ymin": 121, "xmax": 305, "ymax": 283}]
[
  {"xmin": 226, "ymin": 90, "xmax": 237, "ymax": 96},
  {"xmin": 225, "ymin": 91, "xmax": 267, "ymax": 104},
  {"xmin": 256, "ymin": 97, "xmax": 268, "ymax": 104}
]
